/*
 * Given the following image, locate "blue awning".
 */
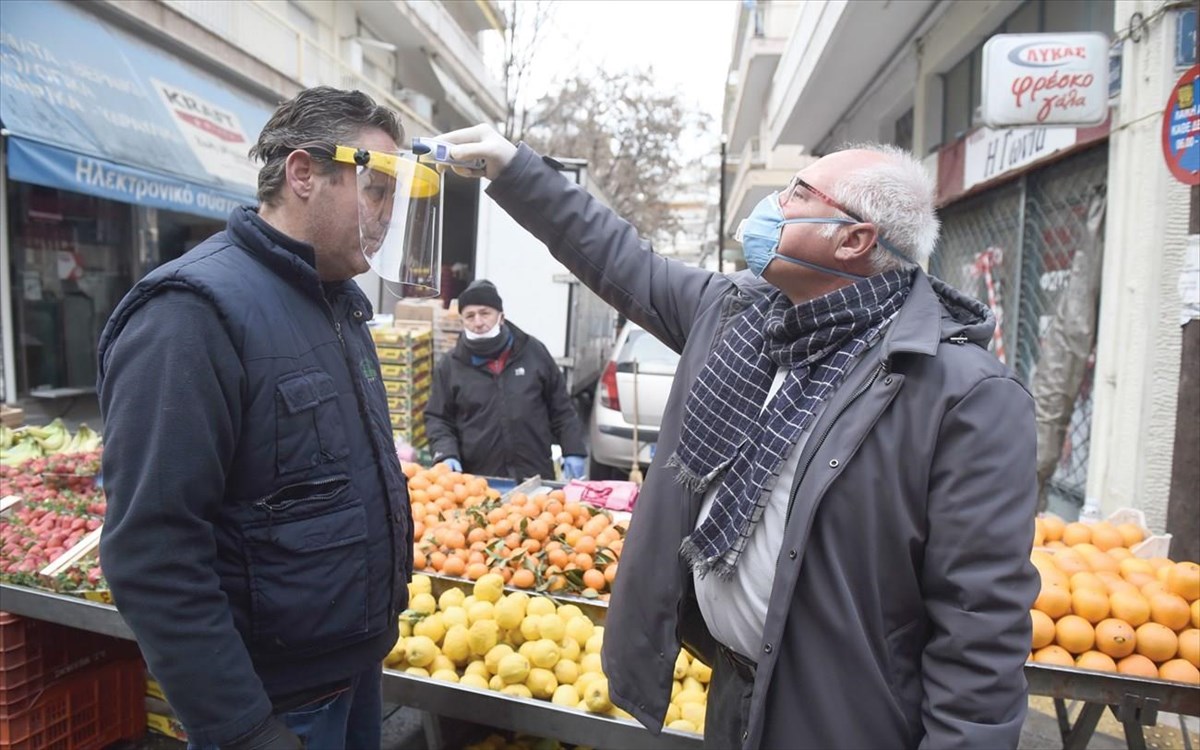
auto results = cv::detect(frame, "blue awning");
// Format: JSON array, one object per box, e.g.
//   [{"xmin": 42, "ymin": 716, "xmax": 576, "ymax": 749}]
[{"xmin": 1, "ymin": 0, "xmax": 275, "ymax": 216}]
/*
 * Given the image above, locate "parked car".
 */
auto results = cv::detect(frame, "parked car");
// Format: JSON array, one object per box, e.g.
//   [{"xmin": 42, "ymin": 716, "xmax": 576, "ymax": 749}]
[{"xmin": 587, "ymin": 322, "xmax": 680, "ymax": 480}]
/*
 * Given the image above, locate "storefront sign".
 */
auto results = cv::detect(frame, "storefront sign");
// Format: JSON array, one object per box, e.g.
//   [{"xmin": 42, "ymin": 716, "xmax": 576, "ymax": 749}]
[
  {"xmin": 152, "ymin": 80, "xmax": 260, "ymax": 188},
  {"xmin": 1161, "ymin": 65, "xmax": 1200, "ymax": 185},
  {"xmin": 982, "ymin": 33, "xmax": 1110, "ymax": 127},
  {"xmin": 963, "ymin": 125, "xmax": 1078, "ymax": 191}
]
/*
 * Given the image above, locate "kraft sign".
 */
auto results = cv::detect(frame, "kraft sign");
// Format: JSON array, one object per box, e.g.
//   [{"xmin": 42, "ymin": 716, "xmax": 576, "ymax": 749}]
[{"xmin": 982, "ymin": 33, "xmax": 1110, "ymax": 128}]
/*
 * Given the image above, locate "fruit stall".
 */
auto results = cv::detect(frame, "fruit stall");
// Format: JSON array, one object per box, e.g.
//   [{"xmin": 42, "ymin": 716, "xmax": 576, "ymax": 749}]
[{"xmin": 2, "ymin": 425, "xmax": 1198, "ymax": 748}]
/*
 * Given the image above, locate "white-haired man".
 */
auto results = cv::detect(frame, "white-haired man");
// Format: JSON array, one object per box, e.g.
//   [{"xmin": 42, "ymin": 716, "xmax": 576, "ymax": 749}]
[{"xmin": 437, "ymin": 126, "xmax": 1038, "ymax": 750}]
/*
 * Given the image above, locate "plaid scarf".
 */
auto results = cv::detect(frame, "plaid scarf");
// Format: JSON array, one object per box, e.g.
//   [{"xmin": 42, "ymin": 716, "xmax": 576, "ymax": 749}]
[{"xmin": 672, "ymin": 269, "xmax": 914, "ymax": 579}]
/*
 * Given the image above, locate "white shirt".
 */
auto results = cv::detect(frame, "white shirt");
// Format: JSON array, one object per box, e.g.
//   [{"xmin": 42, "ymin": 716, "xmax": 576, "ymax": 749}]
[{"xmin": 691, "ymin": 367, "xmax": 826, "ymax": 660}]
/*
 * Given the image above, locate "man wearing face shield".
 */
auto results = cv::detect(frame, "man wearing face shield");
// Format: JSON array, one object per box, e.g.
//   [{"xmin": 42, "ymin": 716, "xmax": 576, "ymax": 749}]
[
  {"xmin": 432, "ymin": 126, "xmax": 1038, "ymax": 750},
  {"xmin": 424, "ymin": 280, "xmax": 588, "ymax": 482},
  {"xmin": 96, "ymin": 88, "xmax": 414, "ymax": 749}
]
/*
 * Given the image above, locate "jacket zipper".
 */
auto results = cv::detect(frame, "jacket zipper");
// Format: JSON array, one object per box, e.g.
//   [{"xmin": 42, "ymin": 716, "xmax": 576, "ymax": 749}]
[
  {"xmin": 785, "ymin": 362, "xmax": 887, "ymax": 522},
  {"xmin": 253, "ymin": 476, "xmax": 348, "ymax": 513}
]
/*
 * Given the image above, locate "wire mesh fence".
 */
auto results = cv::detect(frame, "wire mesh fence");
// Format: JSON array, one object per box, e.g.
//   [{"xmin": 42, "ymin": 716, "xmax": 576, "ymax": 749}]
[{"xmin": 931, "ymin": 146, "xmax": 1108, "ymax": 513}]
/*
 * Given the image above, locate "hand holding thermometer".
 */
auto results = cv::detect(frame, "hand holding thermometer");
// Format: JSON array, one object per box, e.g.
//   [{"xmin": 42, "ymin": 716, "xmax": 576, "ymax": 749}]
[{"xmin": 411, "ymin": 137, "xmax": 485, "ymax": 171}]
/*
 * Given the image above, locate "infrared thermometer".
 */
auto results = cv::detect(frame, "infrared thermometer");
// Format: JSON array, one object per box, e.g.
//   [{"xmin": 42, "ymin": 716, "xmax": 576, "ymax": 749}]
[{"xmin": 411, "ymin": 137, "xmax": 485, "ymax": 171}]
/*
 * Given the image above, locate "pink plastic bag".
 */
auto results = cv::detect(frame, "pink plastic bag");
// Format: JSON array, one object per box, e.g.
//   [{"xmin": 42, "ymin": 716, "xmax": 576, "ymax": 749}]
[{"xmin": 562, "ymin": 480, "xmax": 640, "ymax": 512}]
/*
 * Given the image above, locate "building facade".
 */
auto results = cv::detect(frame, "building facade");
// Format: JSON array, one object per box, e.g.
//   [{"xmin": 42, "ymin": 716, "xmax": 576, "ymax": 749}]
[
  {"xmin": 721, "ymin": 0, "xmax": 1195, "ymax": 534},
  {"xmin": 1, "ymin": 0, "xmax": 506, "ymax": 405}
]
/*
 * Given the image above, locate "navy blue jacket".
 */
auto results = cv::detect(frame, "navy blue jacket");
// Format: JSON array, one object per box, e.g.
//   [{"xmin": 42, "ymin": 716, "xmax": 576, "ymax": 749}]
[{"xmin": 97, "ymin": 207, "xmax": 411, "ymax": 745}]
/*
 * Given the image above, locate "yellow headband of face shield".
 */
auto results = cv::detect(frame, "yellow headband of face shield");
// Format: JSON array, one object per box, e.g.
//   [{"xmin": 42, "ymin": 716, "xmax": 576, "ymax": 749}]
[{"xmin": 331, "ymin": 145, "xmax": 440, "ymax": 198}]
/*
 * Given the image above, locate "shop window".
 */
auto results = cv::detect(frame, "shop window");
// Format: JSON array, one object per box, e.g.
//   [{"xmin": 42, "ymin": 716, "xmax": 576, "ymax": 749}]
[
  {"xmin": 942, "ymin": 55, "xmax": 973, "ymax": 143},
  {"xmin": 894, "ymin": 108, "xmax": 914, "ymax": 152},
  {"xmin": 8, "ymin": 185, "xmax": 134, "ymax": 393},
  {"xmin": 1005, "ymin": 0, "xmax": 1042, "ymax": 34}
]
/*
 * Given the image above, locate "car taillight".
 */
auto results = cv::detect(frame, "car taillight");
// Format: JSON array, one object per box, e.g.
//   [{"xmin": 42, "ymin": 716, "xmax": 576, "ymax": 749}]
[{"xmin": 599, "ymin": 361, "xmax": 620, "ymax": 410}]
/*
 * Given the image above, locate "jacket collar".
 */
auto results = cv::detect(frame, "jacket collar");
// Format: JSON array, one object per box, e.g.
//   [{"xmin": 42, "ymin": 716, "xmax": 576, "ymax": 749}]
[
  {"xmin": 878, "ymin": 269, "xmax": 942, "ymax": 360},
  {"xmin": 453, "ymin": 320, "xmax": 529, "ymax": 365}
]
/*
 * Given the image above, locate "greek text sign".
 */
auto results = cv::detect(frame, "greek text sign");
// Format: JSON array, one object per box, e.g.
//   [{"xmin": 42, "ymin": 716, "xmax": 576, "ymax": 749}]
[{"xmin": 982, "ymin": 33, "xmax": 1110, "ymax": 127}]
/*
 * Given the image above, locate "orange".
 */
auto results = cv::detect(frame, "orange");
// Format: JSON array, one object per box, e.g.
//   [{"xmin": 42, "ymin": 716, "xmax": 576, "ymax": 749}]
[
  {"xmin": 429, "ymin": 551, "xmax": 447, "ymax": 572},
  {"xmin": 604, "ymin": 563, "xmax": 618, "ymax": 584},
  {"xmin": 413, "ymin": 550, "xmax": 428, "ymax": 570},
  {"xmin": 1080, "ymin": 549, "xmax": 1120, "ymax": 573},
  {"xmin": 1089, "ymin": 523, "xmax": 1124, "ymax": 552},
  {"xmin": 526, "ymin": 520, "xmax": 550, "ymax": 542},
  {"xmin": 1075, "ymin": 650, "xmax": 1117, "ymax": 673},
  {"xmin": 1034, "ymin": 584, "xmax": 1072, "ymax": 619},
  {"xmin": 1106, "ymin": 547, "xmax": 1134, "ymax": 562},
  {"xmin": 1177, "ymin": 629, "xmax": 1200, "ymax": 668},
  {"xmin": 1094, "ymin": 618, "xmax": 1137, "ymax": 659},
  {"xmin": 574, "ymin": 553, "xmax": 594, "ymax": 571},
  {"xmin": 1148, "ymin": 592, "xmax": 1191, "ymax": 631},
  {"xmin": 465, "ymin": 562, "xmax": 490, "ymax": 580},
  {"xmin": 1116, "ymin": 654, "xmax": 1159, "ymax": 678},
  {"xmin": 1041, "ymin": 515, "xmax": 1066, "ymax": 543},
  {"xmin": 1158, "ymin": 659, "xmax": 1200, "ymax": 684},
  {"xmin": 1158, "ymin": 565, "xmax": 1173, "ymax": 584},
  {"xmin": 1062, "ymin": 522, "xmax": 1092, "ymax": 546},
  {"xmin": 1192, "ymin": 599, "xmax": 1200, "ymax": 629},
  {"xmin": 1119, "ymin": 558, "xmax": 1155, "ymax": 580},
  {"xmin": 573, "ymin": 536, "xmax": 597, "ymax": 556},
  {"xmin": 1032, "ymin": 645, "xmax": 1074, "ymax": 667},
  {"xmin": 1052, "ymin": 549, "xmax": 1089, "ymax": 575},
  {"xmin": 1071, "ymin": 588, "xmax": 1111, "ymax": 624},
  {"xmin": 1069, "ymin": 572, "xmax": 1106, "ymax": 593},
  {"xmin": 1141, "ymin": 581, "xmax": 1168, "ymax": 599},
  {"xmin": 1054, "ymin": 615, "xmax": 1095, "ymax": 654},
  {"xmin": 442, "ymin": 556, "xmax": 466, "ymax": 577},
  {"xmin": 1033, "ymin": 518, "xmax": 1046, "ymax": 548},
  {"xmin": 582, "ymin": 568, "xmax": 606, "ymax": 591},
  {"xmin": 1166, "ymin": 562, "xmax": 1200, "ymax": 603},
  {"xmin": 1116, "ymin": 523, "xmax": 1145, "ymax": 548},
  {"xmin": 511, "ymin": 568, "xmax": 535, "ymax": 589},
  {"xmin": 1134, "ymin": 622, "xmax": 1178, "ymax": 662},
  {"xmin": 1031, "ymin": 610, "xmax": 1056, "ymax": 649}
]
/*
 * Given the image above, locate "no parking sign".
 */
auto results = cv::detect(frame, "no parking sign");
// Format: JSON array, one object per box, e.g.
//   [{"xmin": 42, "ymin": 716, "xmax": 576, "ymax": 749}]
[{"xmin": 1162, "ymin": 64, "xmax": 1200, "ymax": 185}]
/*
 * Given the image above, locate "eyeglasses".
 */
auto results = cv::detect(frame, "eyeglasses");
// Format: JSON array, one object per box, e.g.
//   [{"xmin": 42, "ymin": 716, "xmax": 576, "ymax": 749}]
[{"xmin": 780, "ymin": 176, "xmax": 866, "ymax": 224}]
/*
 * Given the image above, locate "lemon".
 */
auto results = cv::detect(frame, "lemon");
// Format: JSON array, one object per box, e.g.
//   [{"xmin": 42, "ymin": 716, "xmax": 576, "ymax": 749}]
[
  {"xmin": 442, "ymin": 606, "xmax": 469, "ymax": 629},
  {"xmin": 469, "ymin": 620, "xmax": 501, "ymax": 657},
  {"xmin": 553, "ymin": 658, "xmax": 579, "ymax": 685},
  {"xmin": 687, "ymin": 659, "xmax": 712, "ymax": 684},
  {"xmin": 564, "ymin": 616, "xmax": 594, "ymax": 645},
  {"xmin": 526, "ymin": 667, "xmax": 558, "ymax": 699},
  {"xmin": 551, "ymin": 684, "xmax": 580, "ymax": 707},
  {"xmin": 467, "ymin": 601, "xmax": 495, "ymax": 625},
  {"xmin": 519, "ymin": 615, "xmax": 542, "ymax": 642},
  {"xmin": 462, "ymin": 594, "xmax": 478, "ymax": 609},
  {"xmin": 410, "ymin": 574, "xmax": 432, "ymax": 595},
  {"xmin": 399, "ymin": 620, "xmax": 413, "ymax": 638},
  {"xmin": 464, "ymin": 660, "xmax": 489, "ymax": 679},
  {"xmin": 674, "ymin": 689, "xmax": 706, "ymax": 707},
  {"xmin": 665, "ymin": 704, "xmax": 681, "ymax": 725},
  {"xmin": 405, "ymin": 666, "xmax": 430, "ymax": 678},
  {"xmin": 485, "ymin": 644, "xmax": 514, "ymax": 674},
  {"xmin": 681, "ymin": 702, "xmax": 705, "ymax": 726},
  {"xmin": 385, "ymin": 643, "xmax": 407, "ymax": 668},
  {"xmin": 489, "ymin": 674, "xmax": 506, "ymax": 691},
  {"xmin": 667, "ymin": 719, "xmax": 697, "ymax": 734},
  {"xmin": 611, "ymin": 706, "xmax": 634, "ymax": 720},
  {"xmin": 583, "ymin": 678, "xmax": 612, "ymax": 713},
  {"xmin": 474, "ymin": 573, "xmax": 506, "ymax": 604},
  {"xmin": 430, "ymin": 655, "xmax": 457, "ymax": 675},
  {"xmin": 439, "ymin": 587, "xmax": 466, "ymax": 611},
  {"xmin": 584, "ymin": 633, "xmax": 604, "ymax": 655},
  {"xmin": 413, "ymin": 613, "xmax": 446, "ymax": 643},
  {"xmin": 673, "ymin": 651, "xmax": 689, "ymax": 680},
  {"xmin": 574, "ymin": 670, "xmax": 598, "ymax": 693},
  {"xmin": 580, "ymin": 653, "xmax": 603, "ymax": 675},
  {"xmin": 432, "ymin": 669, "xmax": 460, "ymax": 683},
  {"xmin": 671, "ymin": 680, "xmax": 682, "ymax": 700},
  {"xmin": 528, "ymin": 639, "xmax": 560, "ymax": 669},
  {"xmin": 494, "ymin": 597, "xmax": 525, "ymax": 630},
  {"xmin": 506, "ymin": 627, "xmax": 527, "ymax": 648},
  {"xmin": 410, "ymin": 593, "xmax": 437, "ymax": 615},
  {"xmin": 592, "ymin": 626, "xmax": 604, "ymax": 640},
  {"xmin": 501, "ymin": 684, "xmax": 533, "ymax": 699},
  {"xmin": 498, "ymin": 653, "xmax": 531, "ymax": 684},
  {"xmin": 460, "ymin": 673, "xmax": 490, "ymax": 690},
  {"xmin": 539, "ymin": 614, "xmax": 566, "ymax": 643},
  {"xmin": 560, "ymin": 637, "xmax": 581, "ymax": 662},
  {"xmin": 681, "ymin": 676, "xmax": 704, "ymax": 695},
  {"xmin": 405, "ymin": 636, "xmax": 438, "ymax": 668},
  {"xmin": 556, "ymin": 604, "xmax": 584, "ymax": 624},
  {"xmin": 527, "ymin": 596, "xmax": 556, "ymax": 617}
]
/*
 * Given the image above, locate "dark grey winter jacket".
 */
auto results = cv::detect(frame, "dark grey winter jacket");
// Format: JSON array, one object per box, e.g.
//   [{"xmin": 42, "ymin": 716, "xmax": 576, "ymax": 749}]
[{"xmin": 487, "ymin": 144, "xmax": 1039, "ymax": 749}]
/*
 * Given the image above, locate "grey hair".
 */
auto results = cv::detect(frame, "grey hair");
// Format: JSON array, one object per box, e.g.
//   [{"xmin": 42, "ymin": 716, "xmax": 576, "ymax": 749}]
[
  {"xmin": 248, "ymin": 87, "xmax": 403, "ymax": 206},
  {"xmin": 826, "ymin": 142, "xmax": 940, "ymax": 272}
]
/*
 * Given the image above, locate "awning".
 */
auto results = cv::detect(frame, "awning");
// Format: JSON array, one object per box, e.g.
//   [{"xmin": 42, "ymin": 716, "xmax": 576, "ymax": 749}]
[{"xmin": 0, "ymin": 0, "xmax": 275, "ymax": 218}]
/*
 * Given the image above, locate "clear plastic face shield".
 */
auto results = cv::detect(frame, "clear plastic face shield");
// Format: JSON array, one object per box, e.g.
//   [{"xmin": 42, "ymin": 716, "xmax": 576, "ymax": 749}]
[{"xmin": 331, "ymin": 145, "xmax": 442, "ymax": 298}]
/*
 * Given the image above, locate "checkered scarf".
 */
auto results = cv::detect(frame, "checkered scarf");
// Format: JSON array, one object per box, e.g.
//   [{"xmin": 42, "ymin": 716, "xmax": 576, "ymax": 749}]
[{"xmin": 672, "ymin": 269, "xmax": 913, "ymax": 579}]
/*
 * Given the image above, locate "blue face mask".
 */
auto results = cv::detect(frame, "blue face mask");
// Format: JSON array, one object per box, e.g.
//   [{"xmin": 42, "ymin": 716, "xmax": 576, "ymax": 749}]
[{"xmin": 735, "ymin": 191, "xmax": 866, "ymax": 281}]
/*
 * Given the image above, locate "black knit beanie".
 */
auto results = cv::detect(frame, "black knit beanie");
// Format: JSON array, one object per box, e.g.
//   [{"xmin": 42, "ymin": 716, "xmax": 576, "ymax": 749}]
[{"xmin": 459, "ymin": 279, "xmax": 503, "ymax": 311}]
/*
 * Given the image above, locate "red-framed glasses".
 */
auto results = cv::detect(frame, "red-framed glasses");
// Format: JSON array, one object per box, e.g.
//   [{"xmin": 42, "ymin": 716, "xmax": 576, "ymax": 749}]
[{"xmin": 780, "ymin": 176, "xmax": 866, "ymax": 224}]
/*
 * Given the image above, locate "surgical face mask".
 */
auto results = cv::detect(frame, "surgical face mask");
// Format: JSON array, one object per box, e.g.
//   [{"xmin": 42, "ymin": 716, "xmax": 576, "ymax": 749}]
[
  {"xmin": 463, "ymin": 320, "xmax": 503, "ymax": 340},
  {"xmin": 735, "ymin": 192, "xmax": 866, "ymax": 280}
]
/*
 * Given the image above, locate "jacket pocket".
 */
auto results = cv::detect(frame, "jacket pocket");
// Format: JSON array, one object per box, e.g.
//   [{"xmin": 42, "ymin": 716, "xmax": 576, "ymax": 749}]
[
  {"xmin": 885, "ymin": 618, "xmax": 926, "ymax": 740},
  {"xmin": 275, "ymin": 370, "xmax": 351, "ymax": 475},
  {"xmin": 243, "ymin": 477, "xmax": 369, "ymax": 653}
]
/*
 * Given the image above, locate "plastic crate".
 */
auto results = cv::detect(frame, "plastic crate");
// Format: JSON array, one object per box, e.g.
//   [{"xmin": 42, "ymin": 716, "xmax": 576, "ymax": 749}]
[
  {"xmin": 0, "ymin": 614, "xmax": 139, "ymax": 717},
  {"xmin": 0, "ymin": 657, "xmax": 145, "ymax": 749}
]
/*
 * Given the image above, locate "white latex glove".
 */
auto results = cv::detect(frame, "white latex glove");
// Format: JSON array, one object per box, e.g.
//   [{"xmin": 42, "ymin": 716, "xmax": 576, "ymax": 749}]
[{"xmin": 436, "ymin": 124, "xmax": 518, "ymax": 181}]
